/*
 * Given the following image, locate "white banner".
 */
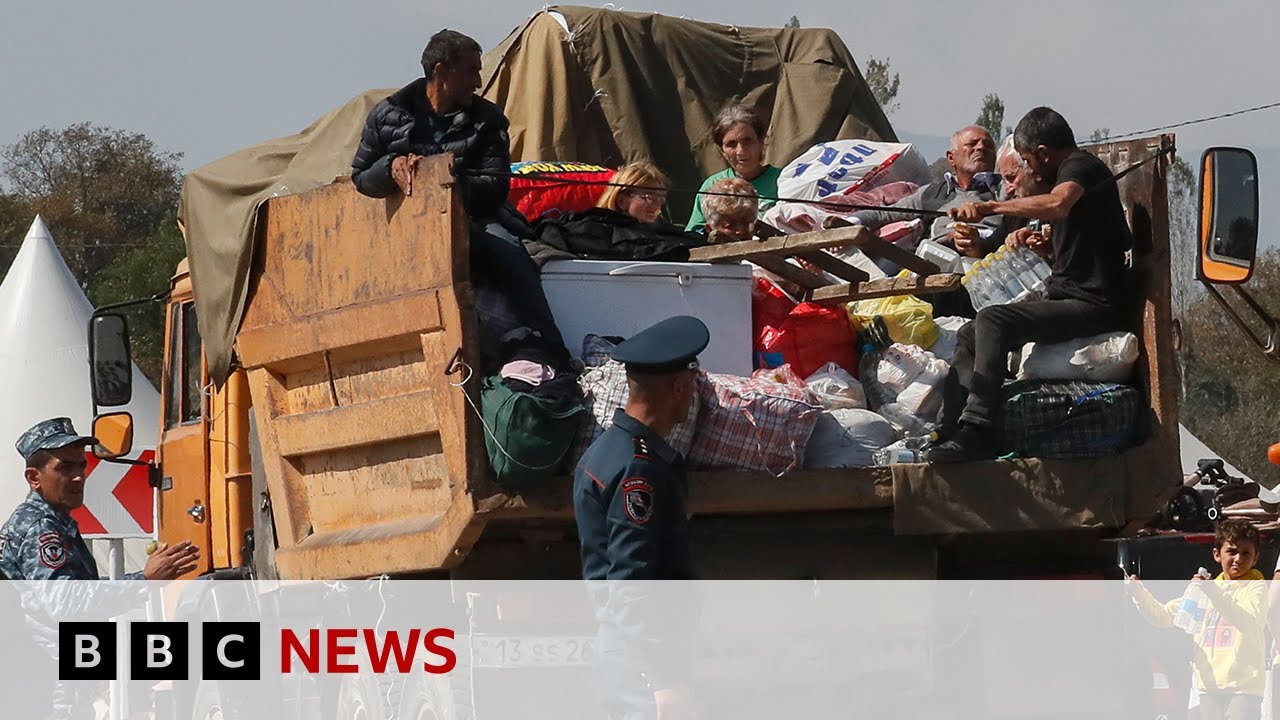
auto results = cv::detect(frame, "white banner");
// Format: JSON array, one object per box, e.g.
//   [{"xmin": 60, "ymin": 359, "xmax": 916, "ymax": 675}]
[{"xmin": 0, "ymin": 579, "xmax": 1273, "ymax": 720}]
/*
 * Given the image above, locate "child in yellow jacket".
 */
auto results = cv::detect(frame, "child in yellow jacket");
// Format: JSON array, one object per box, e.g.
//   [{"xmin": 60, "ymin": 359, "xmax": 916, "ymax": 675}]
[{"xmin": 1129, "ymin": 519, "xmax": 1268, "ymax": 720}]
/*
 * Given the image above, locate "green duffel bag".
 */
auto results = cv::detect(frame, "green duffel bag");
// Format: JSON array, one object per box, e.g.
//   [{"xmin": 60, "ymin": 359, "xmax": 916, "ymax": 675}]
[{"xmin": 480, "ymin": 375, "xmax": 586, "ymax": 487}]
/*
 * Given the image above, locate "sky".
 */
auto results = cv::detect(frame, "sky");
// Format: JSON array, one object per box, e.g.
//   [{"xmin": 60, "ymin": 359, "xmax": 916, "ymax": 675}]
[{"xmin": 1, "ymin": 0, "xmax": 1277, "ymax": 234}]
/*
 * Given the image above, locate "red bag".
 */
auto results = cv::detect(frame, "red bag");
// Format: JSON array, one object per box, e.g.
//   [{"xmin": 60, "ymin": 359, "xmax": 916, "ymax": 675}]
[
  {"xmin": 509, "ymin": 161, "xmax": 616, "ymax": 222},
  {"xmin": 753, "ymin": 277, "xmax": 859, "ymax": 378},
  {"xmin": 752, "ymin": 277, "xmax": 795, "ymax": 342}
]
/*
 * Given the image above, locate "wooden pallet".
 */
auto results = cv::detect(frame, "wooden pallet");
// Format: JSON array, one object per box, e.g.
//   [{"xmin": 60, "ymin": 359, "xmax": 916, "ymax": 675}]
[{"xmin": 686, "ymin": 219, "xmax": 962, "ymax": 304}]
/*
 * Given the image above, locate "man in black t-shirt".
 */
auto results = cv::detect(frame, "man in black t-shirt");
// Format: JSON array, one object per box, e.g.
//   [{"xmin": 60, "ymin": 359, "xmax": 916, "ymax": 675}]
[{"xmin": 927, "ymin": 106, "xmax": 1132, "ymax": 462}]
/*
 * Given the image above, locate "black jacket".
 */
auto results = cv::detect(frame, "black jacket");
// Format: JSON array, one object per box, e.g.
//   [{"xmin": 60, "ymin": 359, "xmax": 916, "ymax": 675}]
[
  {"xmin": 351, "ymin": 78, "xmax": 511, "ymax": 218},
  {"xmin": 526, "ymin": 209, "xmax": 707, "ymax": 267}
]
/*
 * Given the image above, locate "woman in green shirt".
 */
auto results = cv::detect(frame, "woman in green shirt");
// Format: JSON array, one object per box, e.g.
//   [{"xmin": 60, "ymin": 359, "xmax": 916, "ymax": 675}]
[{"xmin": 686, "ymin": 104, "xmax": 782, "ymax": 230}]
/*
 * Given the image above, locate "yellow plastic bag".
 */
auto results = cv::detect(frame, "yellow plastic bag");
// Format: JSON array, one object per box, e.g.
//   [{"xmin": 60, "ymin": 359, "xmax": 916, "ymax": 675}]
[{"xmin": 848, "ymin": 293, "xmax": 939, "ymax": 349}]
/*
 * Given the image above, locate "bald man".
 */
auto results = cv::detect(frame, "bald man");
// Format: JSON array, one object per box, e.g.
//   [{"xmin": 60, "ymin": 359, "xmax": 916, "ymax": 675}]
[{"xmin": 850, "ymin": 125, "xmax": 1009, "ymax": 260}]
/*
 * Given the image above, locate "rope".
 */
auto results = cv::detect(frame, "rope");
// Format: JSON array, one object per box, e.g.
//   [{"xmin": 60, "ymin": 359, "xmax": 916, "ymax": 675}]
[
  {"xmin": 457, "ymin": 167, "xmax": 951, "ymax": 217},
  {"xmin": 1085, "ymin": 100, "xmax": 1280, "ymax": 143},
  {"xmin": 462, "ymin": 147, "xmax": 1167, "ymax": 220},
  {"xmin": 447, "ymin": 359, "xmax": 573, "ymax": 472}
]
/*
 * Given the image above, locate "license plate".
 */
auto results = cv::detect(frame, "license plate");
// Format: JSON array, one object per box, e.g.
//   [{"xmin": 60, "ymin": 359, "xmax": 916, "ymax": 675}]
[{"xmin": 473, "ymin": 636, "xmax": 596, "ymax": 668}]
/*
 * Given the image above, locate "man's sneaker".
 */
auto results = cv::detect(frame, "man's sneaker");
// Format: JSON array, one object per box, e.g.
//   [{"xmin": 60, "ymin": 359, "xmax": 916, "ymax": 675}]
[
  {"xmin": 933, "ymin": 422, "xmax": 959, "ymax": 446},
  {"xmin": 924, "ymin": 423, "xmax": 1000, "ymax": 463}
]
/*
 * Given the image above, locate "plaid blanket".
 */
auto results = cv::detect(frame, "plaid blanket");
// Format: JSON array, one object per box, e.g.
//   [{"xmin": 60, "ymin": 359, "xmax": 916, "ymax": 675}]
[
  {"xmin": 691, "ymin": 373, "xmax": 822, "ymax": 473},
  {"xmin": 1002, "ymin": 380, "xmax": 1143, "ymax": 459}
]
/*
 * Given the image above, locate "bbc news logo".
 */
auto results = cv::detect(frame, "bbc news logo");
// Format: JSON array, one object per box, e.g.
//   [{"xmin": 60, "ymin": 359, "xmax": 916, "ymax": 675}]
[
  {"xmin": 58, "ymin": 623, "xmax": 456, "ymax": 680},
  {"xmin": 59, "ymin": 622, "xmax": 261, "ymax": 681}
]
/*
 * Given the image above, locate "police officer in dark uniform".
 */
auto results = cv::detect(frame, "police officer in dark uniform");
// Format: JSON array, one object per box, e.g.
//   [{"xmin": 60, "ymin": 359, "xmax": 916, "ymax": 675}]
[
  {"xmin": 1, "ymin": 418, "xmax": 202, "ymax": 720},
  {"xmin": 574, "ymin": 315, "xmax": 706, "ymax": 580},
  {"xmin": 574, "ymin": 316, "xmax": 707, "ymax": 720},
  {"xmin": 0, "ymin": 417, "xmax": 199, "ymax": 581}
]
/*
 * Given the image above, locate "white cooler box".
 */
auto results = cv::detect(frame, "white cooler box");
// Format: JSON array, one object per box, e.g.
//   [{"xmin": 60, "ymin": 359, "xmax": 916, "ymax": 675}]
[{"xmin": 541, "ymin": 260, "xmax": 753, "ymax": 376}]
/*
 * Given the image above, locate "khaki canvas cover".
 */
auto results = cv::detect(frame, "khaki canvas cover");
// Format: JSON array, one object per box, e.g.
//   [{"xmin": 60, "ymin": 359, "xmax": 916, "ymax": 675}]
[{"xmin": 178, "ymin": 5, "xmax": 895, "ymax": 382}]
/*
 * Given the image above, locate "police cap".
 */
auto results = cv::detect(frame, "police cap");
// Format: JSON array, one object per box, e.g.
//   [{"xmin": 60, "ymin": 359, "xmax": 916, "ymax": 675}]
[
  {"xmin": 15, "ymin": 418, "xmax": 98, "ymax": 461},
  {"xmin": 611, "ymin": 316, "xmax": 710, "ymax": 374}
]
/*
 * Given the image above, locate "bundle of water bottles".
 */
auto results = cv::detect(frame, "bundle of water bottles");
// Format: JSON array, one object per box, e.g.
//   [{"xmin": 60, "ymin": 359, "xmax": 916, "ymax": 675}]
[{"xmin": 961, "ymin": 236, "xmax": 1053, "ymax": 309}]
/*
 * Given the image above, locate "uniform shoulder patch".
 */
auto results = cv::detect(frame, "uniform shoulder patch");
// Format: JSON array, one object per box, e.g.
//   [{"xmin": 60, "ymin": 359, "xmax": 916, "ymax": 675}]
[
  {"xmin": 632, "ymin": 436, "xmax": 651, "ymax": 460},
  {"xmin": 622, "ymin": 477, "xmax": 655, "ymax": 525},
  {"xmin": 37, "ymin": 531, "xmax": 68, "ymax": 570}
]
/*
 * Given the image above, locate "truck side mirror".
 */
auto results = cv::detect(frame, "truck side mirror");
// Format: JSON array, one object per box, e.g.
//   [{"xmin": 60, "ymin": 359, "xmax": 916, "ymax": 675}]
[
  {"xmin": 1196, "ymin": 147, "xmax": 1259, "ymax": 284},
  {"xmin": 92, "ymin": 412, "xmax": 134, "ymax": 459},
  {"xmin": 89, "ymin": 313, "xmax": 133, "ymax": 408}
]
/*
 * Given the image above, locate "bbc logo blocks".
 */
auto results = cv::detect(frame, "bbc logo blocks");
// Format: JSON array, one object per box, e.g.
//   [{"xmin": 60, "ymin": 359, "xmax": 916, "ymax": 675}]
[
  {"xmin": 59, "ymin": 622, "xmax": 260, "ymax": 681},
  {"xmin": 129, "ymin": 622, "xmax": 188, "ymax": 681},
  {"xmin": 58, "ymin": 622, "xmax": 116, "ymax": 681},
  {"xmin": 203, "ymin": 622, "xmax": 261, "ymax": 681}
]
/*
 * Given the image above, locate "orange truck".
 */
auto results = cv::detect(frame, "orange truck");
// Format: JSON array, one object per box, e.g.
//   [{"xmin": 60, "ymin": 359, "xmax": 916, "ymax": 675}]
[
  {"xmin": 86, "ymin": 133, "xmax": 1200, "ymax": 583},
  {"xmin": 82, "ymin": 7, "xmax": 1213, "ymax": 584}
]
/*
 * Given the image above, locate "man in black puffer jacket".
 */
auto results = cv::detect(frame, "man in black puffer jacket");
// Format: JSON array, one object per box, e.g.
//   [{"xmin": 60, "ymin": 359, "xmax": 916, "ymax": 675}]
[{"xmin": 352, "ymin": 29, "xmax": 570, "ymax": 367}]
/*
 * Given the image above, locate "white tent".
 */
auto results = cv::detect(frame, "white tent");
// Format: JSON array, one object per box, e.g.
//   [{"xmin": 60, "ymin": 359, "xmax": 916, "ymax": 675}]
[
  {"xmin": 1179, "ymin": 423, "xmax": 1253, "ymax": 483},
  {"xmin": 0, "ymin": 216, "xmax": 161, "ymax": 573}
]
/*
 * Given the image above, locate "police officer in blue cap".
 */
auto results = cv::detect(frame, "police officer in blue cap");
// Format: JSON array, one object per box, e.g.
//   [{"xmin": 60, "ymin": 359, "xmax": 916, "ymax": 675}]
[
  {"xmin": 575, "ymin": 317, "xmax": 705, "ymax": 720},
  {"xmin": 574, "ymin": 316, "xmax": 708, "ymax": 581},
  {"xmin": 0, "ymin": 417, "xmax": 199, "ymax": 581}
]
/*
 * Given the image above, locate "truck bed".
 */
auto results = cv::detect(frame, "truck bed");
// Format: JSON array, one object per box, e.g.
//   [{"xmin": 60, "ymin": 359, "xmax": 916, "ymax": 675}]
[{"xmin": 234, "ymin": 148, "xmax": 1180, "ymax": 580}]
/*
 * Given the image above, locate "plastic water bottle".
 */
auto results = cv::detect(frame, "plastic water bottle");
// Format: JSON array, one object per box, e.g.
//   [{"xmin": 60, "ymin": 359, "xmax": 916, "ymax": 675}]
[
  {"xmin": 1000, "ymin": 246, "xmax": 1044, "ymax": 295},
  {"xmin": 978, "ymin": 259, "xmax": 1016, "ymax": 304},
  {"xmin": 874, "ymin": 442, "xmax": 920, "ymax": 465},
  {"xmin": 989, "ymin": 253, "xmax": 1031, "ymax": 300},
  {"xmin": 961, "ymin": 274, "xmax": 991, "ymax": 311},
  {"xmin": 1017, "ymin": 245, "xmax": 1052, "ymax": 282},
  {"xmin": 873, "ymin": 432, "xmax": 939, "ymax": 465},
  {"xmin": 878, "ymin": 402, "xmax": 937, "ymax": 437},
  {"xmin": 1173, "ymin": 567, "xmax": 1213, "ymax": 634}
]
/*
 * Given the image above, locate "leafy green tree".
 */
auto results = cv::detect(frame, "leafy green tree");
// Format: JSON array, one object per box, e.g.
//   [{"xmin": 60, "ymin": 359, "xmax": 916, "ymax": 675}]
[
  {"xmin": 86, "ymin": 214, "xmax": 185, "ymax": 386},
  {"xmin": 785, "ymin": 15, "xmax": 800, "ymax": 28},
  {"xmin": 1, "ymin": 124, "xmax": 184, "ymax": 386},
  {"xmin": 974, "ymin": 93, "xmax": 1008, "ymax": 143},
  {"xmin": 864, "ymin": 57, "xmax": 901, "ymax": 116},
  {"xmin": 1180, "ymin": 250, "xmax": 1280, "ymax": 486},
  {"xmin": 0, "ymin": 193, "xmax": 33, "ymax": 283},
  {"xmin": 1, "ymin": 123, "xmax": 183, "ymax": 283}
]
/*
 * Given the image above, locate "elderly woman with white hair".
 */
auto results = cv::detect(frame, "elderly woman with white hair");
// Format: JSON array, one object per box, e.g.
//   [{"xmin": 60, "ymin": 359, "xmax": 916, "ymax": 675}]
[{"xmin": 700, "ymin": 177, "xmax": 759, "ymax": 243}]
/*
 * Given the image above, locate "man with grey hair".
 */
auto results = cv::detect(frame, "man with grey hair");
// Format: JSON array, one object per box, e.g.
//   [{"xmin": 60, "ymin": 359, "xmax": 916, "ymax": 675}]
[
  {"xmin": 849, "ymin": 125, "xmax": 1008, "ymax": 259},
  {"xmin": 997, "ymin": 135, "xmax": 1049, "ymax": 201},
  {"xmin": 995, "ymin": 136, "xmax": 1052, "ymax": 254}
]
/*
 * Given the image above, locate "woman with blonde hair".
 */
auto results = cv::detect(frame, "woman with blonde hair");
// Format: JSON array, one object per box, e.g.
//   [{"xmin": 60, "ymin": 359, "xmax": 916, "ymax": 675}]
[{"xmin": 597, "ymin": 161, "xmax": 671, "ymax": 224}]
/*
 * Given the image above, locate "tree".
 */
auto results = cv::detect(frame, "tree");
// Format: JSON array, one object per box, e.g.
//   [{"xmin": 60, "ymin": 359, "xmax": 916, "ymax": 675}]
[
  {"xmin": 0, "ymin": 124, "xmax": 184, "ymax": 386},
  {"xmin": 0, "ymin": 193, "xmax": 33, "ymax": 283},
  {"xmin": 1166, "ymin": 154, "xmax": 1200, "ymax": 323},
  {"xmin": 864, "ymin": 57, "xmax": 901, "ymax": 116},
  {"xmin": 1, "ymin": 123, "xmax": 183, "ymax": 282},
  {"xmin": 1088, "ymin": 128, "xmax": 1112, "ymax": 144},
  {"xmin": 1180, "ymin": 250, "xmax": 1280, "ymax": 487},
  {"xmin": 785, "ymin": 15, "xmax": 800, "ymax": 28},
  {"xmin": 974, "ymin": 93, "xmax": 1008, "ymax": 143},
  {"xmin": 86, "ymin": 213, "xmax": 185, "ymax": 385}
]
